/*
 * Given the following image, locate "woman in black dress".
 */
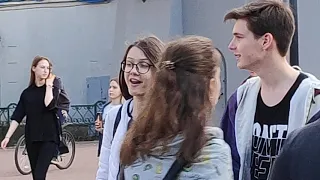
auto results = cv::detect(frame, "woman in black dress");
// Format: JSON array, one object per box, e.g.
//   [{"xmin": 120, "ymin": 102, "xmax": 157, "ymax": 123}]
[{"xmin": 1, "ymin": 56, "xmax": 64, "ymax": 180}]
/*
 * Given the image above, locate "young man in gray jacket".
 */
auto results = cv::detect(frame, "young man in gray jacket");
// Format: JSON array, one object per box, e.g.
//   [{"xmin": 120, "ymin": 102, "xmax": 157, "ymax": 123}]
[{"xmin": 221, "ymin": 1, "xmax": 320, "ymax": 180}]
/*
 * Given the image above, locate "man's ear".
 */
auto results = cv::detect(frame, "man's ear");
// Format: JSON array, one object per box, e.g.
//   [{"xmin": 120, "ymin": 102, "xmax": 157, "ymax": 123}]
[{"xmin": 261, "ymin": 33, "xmax": 273, "ymax": 51}]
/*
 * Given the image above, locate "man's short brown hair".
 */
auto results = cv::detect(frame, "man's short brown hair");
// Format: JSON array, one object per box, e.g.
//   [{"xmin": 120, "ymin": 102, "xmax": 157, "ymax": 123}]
[{"xmin": 224, "ymin": 0, "xmax": 295, "ymax": 57}]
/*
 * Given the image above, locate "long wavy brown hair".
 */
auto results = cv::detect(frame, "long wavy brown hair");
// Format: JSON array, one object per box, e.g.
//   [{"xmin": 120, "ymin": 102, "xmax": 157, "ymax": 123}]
[
  {"xmin": 120, "ymin": 36, "xmax": 221, "ymax": 165},
  {"xmin": 29, "ymin": 55, "xmax": 52, "ymax": 86},
  {"xmin": 119, "ymin": 35, "xmax": 164, "ymax": 100}
]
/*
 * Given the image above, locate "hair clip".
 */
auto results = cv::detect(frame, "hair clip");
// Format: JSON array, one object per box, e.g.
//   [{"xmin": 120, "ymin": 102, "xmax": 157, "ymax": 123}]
[{"xmin": 161, "ymin": 61, "xmax": 175, "ymax": 70}]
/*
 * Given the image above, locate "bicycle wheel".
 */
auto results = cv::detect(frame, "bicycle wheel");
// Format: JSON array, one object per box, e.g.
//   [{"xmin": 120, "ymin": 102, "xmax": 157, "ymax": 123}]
[
  {"xmin": 55, "ymin": 130, "xmax": 76, "ymax": 170},
  {"xmin": 14, "ymin": 135, "xmax": 32, "ymax": 175}
]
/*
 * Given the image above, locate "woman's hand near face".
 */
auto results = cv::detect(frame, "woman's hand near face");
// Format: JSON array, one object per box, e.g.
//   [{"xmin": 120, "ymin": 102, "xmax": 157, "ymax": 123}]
[
  {"xmin": 46, "ymin": 74, "xmax": 55, "ymax": 86},
  {"xmin": 44, "ymin": 74, "xmax": 55, "ymax": 107}
]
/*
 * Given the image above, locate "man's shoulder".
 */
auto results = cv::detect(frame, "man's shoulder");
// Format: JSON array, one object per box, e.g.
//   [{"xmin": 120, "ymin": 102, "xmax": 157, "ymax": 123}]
[
  {"xmin": 238, "ymin": 72, "xmax": 320, "ymax": 97},
  {"xmin": 286, "ymin": 120, "xmax": 320, "ymax": 153},
  {"xmin": 235, "ymin": 76, "xmax": 261, "ymax": 102},
  {"xmin": 299, "ymin": 72, "xmax": 320, "ymax": 104},
  {"xmin": 299, "ymin": 71, "xmax": 320, "ymax": 90},
  {"xmin": 239, "ymin": 71, "xmax": 320, "ymax": 89},
  {"xmin": 237, "ymin": 76, "xmax": 260, "ymax": 91}
]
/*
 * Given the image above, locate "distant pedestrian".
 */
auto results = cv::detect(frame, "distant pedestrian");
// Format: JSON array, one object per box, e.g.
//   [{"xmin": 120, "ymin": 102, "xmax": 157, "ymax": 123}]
[
  {"xmin": 95, "ymin": 77, "xmax": 122, "ymax": 157},
  {"xmin": 1, "ymin": 56, "xmax": 68, "ymax": 180}
]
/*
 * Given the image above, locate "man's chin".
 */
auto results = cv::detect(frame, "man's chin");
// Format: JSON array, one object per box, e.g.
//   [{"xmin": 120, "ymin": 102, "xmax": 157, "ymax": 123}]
[
  {"xmin": 237, "ymin": 63, "xmax": 244, "ymax": 69},
  {"xmin": 237, "ymin": 62, "xmax": 249, "ymax": 70}
]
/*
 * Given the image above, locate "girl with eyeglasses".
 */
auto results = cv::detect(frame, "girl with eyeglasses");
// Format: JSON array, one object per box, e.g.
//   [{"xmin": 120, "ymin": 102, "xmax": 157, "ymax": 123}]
[{"xmin": 96, "ymin": 35, "xmax": 164, "ymax": 180}]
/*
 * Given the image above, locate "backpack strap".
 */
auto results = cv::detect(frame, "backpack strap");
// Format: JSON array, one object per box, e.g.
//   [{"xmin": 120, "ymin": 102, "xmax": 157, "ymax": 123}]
[
  {"xmin": 163, "ymin": 136, "xmax": 215, "ymax": 179},
  {"xmin": 113, "ymin": 99, "xmax": 133, "ymax": 138},
  {"xmin": 112, "ymin": 105, "xmax": 123, "ymax": 139},
  {"xmin": 163, "ymin": 158, "xmax": 188, "ymax": 180}
]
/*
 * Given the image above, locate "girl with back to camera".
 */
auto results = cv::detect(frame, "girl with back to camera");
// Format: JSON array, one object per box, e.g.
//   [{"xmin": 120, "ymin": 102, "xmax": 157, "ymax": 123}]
[
  {"xmin": 119, "ymin": 36, "xmax": 233, "ymax": 179},
  {"xmin": 96, "ymin": 35, "xmax": 164, "ymax": 180},
  {"xmin": 95, "ymin": 77, "xmax": 123, "ymax": 157},
  {"xmin": 1, "ymin": 56, "xmax": 69, "ymax": 180}
]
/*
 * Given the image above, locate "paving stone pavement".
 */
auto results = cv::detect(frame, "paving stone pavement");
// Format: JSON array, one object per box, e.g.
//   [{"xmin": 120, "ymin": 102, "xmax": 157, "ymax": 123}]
[{"xmin": 0, "ymin": 142, "xmax": 100, "ymax": 180}]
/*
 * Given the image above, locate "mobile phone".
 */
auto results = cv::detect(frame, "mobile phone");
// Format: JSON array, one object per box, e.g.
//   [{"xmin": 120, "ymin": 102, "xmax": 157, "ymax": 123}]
[{"xmin": 96, "ymin": 112, "xmax": 102, "ymax": 121}]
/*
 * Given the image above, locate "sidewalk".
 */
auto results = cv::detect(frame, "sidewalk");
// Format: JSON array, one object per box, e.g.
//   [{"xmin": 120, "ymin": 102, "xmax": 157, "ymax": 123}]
[{"xmin": 0, "ymin": 142, "xmax": 99, "ymax": 180}]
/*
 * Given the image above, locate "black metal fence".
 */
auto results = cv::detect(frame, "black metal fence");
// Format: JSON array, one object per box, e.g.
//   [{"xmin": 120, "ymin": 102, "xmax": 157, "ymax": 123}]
[{"xmin": 0, "ymin": 101, "xmax": 106, "ymax": 138}]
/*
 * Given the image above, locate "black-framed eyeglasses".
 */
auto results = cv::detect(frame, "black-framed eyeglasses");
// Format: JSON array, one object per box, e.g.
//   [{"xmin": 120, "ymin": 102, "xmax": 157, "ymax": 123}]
[{"xmin": 121, "ymin": 61, "xmax": 154, "ymax": 74}]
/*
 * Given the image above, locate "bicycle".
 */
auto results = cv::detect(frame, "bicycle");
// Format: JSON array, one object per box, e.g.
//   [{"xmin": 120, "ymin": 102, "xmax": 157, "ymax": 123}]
[{"xmin": 14, "ymin": 123, "xmax": 76, "ymax": 175}]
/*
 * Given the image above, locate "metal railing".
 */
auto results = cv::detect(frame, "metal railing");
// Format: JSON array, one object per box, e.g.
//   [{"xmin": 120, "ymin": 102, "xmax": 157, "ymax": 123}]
[{"xmin": 0, "ymin": 101, "xmax": 106, "ymax": 137}]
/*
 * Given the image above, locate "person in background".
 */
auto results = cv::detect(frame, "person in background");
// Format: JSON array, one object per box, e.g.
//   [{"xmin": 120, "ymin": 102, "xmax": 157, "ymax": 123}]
[
  {"xmin": 95, "ymin": 77, "xmax": 122, "ymax": 157},
  {"xmin": 1, "ymin": 56, "xmax": 65, "ymax": 180},
  {"xmin": 268, "ymin": 115, "xmax": 320, "ymax": 180},
  {"xmin": 120, "ymin": 36, "xmax": 233, "ymax": 179}
]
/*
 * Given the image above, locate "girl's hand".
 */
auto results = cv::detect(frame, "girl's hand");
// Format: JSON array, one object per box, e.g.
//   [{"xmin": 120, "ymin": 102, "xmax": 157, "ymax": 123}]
[
  {"xmin": 1, "ymin": 137, "xmax": 10, "ymax": 150},
  {"xmin": 46, "ymin": 74, "xmax": 56, "ymax": 86}
]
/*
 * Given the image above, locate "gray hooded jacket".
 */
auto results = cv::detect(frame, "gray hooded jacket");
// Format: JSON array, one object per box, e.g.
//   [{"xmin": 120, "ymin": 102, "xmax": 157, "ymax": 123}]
[{"xmin": 123, "ymin": 127, "xmax": 233, "ymax": 180}]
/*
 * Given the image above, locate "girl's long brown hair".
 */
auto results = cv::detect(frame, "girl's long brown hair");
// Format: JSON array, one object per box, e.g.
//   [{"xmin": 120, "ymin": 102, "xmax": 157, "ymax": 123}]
[
  {"xmin": 29, "ymin": 56, "xmax": 52, "ymax": 86},
  {"xmin": 120, "ymin": 36, "xmax": 221, "ymax": 165},
  {"xmin": 119, "ymin": 35, "xmax": 164, "ymax": 100}
]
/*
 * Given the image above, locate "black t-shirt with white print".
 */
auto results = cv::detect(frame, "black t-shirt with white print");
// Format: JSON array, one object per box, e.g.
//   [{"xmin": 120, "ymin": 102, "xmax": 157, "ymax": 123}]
[{"xmin": 250, "ymin": 73, "xmax": 307, "ymax": 180}]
